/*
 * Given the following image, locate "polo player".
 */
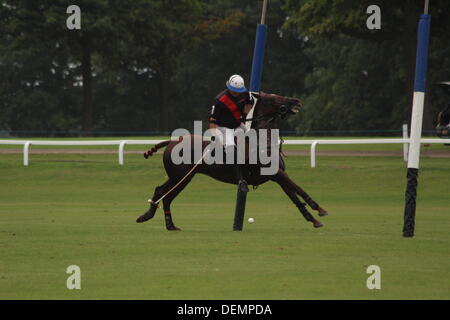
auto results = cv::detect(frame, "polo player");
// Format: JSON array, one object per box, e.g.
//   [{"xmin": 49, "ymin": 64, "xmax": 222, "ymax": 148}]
[{"xmin": 208, "ymin": 74, "xmax": 254, "ymax": 193}]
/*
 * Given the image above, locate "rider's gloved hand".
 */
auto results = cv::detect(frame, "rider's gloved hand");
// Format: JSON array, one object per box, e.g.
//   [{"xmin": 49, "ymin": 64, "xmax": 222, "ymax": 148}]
[
  {"xmin": 239, "ymin": 123, "xmax": 250, "ymax": 133},
  {"xmin": 212, "ymin": 131, "xmax": 224, "ymax": 145}
]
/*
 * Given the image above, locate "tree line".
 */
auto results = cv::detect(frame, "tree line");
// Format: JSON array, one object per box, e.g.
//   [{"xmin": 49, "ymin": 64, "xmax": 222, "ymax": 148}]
[{"xmin": 1, "ymin": 0, "xmax": 449, "ymax": 137}]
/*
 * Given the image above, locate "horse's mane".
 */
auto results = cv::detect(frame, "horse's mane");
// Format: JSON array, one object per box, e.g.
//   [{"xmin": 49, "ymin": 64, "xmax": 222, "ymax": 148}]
[{"xmin": 253, "ymin": 91, "xmax": 295, "ymax": 105}]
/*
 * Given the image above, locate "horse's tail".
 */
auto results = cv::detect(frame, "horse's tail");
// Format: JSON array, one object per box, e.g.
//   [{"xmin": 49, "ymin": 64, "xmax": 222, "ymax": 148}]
[{"xmin": 144, "ymin": 140, "xmax": 171, "ymax": 159}]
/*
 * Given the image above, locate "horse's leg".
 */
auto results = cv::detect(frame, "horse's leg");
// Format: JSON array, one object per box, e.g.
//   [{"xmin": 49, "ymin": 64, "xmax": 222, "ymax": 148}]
[
  {"xmin": 161, "ymin": 175, "xmax": 195, "ymax": 231},
  {"xmin": 136, "ymin": 179, "xmax": 172, "ymax": 223},
  {"xmin": 293, "ymin": 182, "xmax": 328, "ymax": 216},
  {"xmin": 279, "ymin": 171, "xmax": 328, "ymax": 217},
  {"xmin": 272, "ymin": 171, "xmax": 323, "ymax": 228}
]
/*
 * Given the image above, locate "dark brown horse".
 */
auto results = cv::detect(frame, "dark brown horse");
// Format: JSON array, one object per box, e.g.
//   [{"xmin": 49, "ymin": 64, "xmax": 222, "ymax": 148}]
[{"xmin": 137, "ymin": 92, "xmax": 328, "ymax": 230}]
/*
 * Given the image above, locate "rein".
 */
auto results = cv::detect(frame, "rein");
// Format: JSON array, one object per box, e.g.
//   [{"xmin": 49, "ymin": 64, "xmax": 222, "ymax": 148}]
[
  {"xmin": 246, "ymin": 102, "xmax": 288, "ymax": 159},
  {"xmin": 244, "ymin": 113, "xmax": 276, "ymax": 123}
]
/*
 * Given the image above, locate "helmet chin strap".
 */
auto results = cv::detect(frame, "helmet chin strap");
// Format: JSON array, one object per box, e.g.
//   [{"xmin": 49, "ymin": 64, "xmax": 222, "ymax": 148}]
[{"xmin": 244, "ymin": 91, "xmax": 259, "ymax": 130}]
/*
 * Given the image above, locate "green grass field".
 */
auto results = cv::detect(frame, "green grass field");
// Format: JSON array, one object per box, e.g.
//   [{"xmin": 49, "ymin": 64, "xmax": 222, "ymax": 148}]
[{"xmin": 0, "ymin": 150, "xmax": 449, "ymax": 299}]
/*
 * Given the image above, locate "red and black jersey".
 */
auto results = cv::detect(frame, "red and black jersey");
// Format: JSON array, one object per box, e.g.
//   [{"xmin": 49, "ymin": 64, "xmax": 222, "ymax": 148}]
[{"xmin": 208, "ymin": 90, "xmax": 251, "ymax": 129}]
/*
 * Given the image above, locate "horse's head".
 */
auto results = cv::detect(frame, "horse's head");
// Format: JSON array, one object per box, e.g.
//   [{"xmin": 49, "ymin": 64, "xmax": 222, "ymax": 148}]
[{"xmin": 250, "ymin": 92, "xmax": 303, "ymax": 129}]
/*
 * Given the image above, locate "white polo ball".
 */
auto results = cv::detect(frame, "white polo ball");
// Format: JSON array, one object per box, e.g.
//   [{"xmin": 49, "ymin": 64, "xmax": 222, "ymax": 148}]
[{"xmin": 248, "ymin": 217, "xmax": 254, "ymax": 224}]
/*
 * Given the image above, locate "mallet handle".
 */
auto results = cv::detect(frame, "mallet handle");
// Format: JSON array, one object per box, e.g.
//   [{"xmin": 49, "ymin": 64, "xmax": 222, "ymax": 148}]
[
  {"xmin": 424, "ymin": 0, "xmax": 429, "ymax": 14},
  {"xmin": 260, "ymin": 0, "xmax": 268, "ymax": 24}
]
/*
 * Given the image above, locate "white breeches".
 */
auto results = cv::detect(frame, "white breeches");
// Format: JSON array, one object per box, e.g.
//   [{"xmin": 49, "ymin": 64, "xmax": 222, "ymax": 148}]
[{"xmin": 216, "ymin": 126, "xmax": 245, "ymax": 148}]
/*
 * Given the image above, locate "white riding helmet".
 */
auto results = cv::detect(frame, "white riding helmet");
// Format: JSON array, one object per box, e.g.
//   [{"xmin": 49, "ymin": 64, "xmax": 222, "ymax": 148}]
[{"xmin": 226, "ymin": 74, "xmax": 247, "ymax": 93}]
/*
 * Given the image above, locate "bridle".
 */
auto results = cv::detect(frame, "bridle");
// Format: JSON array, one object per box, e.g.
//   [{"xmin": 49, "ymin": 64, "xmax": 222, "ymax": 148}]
[
  {"xmin": 245, "ymin": 102, "xmax": 296, "ymax": 129},
  {"xmin": 244, "ymin": 98, "xmax": 298, "ymax": 162}
]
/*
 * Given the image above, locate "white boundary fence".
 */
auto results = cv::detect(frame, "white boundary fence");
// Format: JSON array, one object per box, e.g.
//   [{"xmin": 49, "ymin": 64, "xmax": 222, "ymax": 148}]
[
  {"xmin": 282, "ymin": 138, "xmax": 449, "ymax": 167},
  {"xmin": 0, "ymin": 139, "xmax": 162, "ymax": 166},
  {"xmin": 1, "ymin": 137, "xmax": 449, "ymax": 167}
]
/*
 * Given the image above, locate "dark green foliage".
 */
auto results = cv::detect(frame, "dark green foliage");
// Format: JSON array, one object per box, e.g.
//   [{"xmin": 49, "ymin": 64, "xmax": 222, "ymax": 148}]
[
  {"xmin": 1, "ymin": 0, "xmax": 449, "ymax": 136},
  {"xmin": 282, "ymin": 0, "xmax": 450, "ymax": 134}
]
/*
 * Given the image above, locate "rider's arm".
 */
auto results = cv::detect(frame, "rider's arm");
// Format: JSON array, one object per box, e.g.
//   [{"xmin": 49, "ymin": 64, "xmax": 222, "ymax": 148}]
[
  {"xmin": 209, "ymin": 103, "xmax": 222, "ymax": 141},
  {"xmin": 209, "ymin": 122, "xmax": 224, "ymax": 144},
  {"xmin": 209, "ymin": 122, "xmax": 218, "ymax": 135},
  {"xmin": 209, "ymin": 103, "xmax": 219, "ymax": 127}
]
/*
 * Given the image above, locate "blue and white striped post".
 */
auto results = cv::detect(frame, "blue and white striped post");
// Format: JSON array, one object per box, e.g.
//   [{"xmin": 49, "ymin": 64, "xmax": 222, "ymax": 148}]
[
  {"xmin": 403, "ymin": 1, "xmax": 431, "ymax": 237},
  {"xmin": 249, "ymin": 0, "xmax": 268, "ymax": 92}
]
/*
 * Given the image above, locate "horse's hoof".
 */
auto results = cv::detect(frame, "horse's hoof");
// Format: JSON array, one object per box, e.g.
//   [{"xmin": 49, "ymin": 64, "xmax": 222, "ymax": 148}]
[
  {"xmin": 167, "ymin": 225, "xmax": 181, "ymax": 231},
  {"xmin": 313, "ymin": 221, "xmax": 323, "ymax": 228},
  {"xmin": 136, "ymin": 215, "xmax": 153, "ymax": 223}
]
